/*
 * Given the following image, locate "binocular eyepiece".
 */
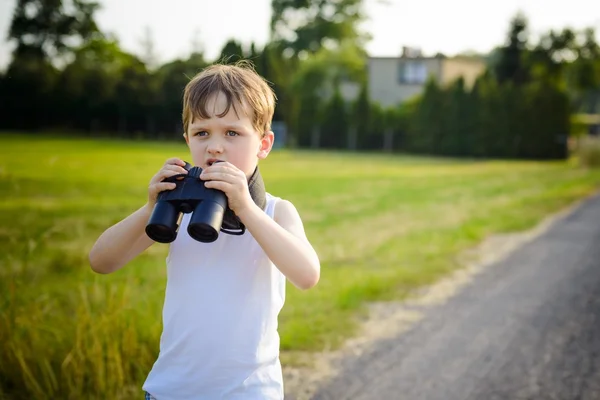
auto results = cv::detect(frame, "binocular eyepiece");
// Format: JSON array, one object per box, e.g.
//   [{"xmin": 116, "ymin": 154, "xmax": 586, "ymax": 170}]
[{"xmin": 145, "ymin": 162, "xmax": 228, "ymax": 243}]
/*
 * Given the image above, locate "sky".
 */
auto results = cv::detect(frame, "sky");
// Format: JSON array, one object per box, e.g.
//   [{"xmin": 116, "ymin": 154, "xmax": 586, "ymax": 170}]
[{"xmin": 0, "ymin": 0, "xmax": 599, "ymax": 69}]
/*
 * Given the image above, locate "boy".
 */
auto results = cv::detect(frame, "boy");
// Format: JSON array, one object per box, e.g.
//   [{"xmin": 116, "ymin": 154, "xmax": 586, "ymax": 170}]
[{"xmin": 88, "ymin": 62, "xmax": 320, "ymax": 400}]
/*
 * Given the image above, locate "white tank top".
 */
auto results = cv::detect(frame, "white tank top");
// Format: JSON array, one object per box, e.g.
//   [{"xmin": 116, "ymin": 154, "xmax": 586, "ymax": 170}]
[{"xmin": 143, "ymin": 193, "xmax": 286, "ymax": 400}]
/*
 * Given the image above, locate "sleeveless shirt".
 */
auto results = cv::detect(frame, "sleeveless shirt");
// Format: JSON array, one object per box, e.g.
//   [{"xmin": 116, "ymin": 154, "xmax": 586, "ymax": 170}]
[{"xmin": 142, "ymin": 193, "xmax": 286, "ymax": 399}]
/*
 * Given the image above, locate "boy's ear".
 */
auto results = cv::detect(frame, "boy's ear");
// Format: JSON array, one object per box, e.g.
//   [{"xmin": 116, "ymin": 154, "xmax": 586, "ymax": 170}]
[
  {"xmin": 258, "ymin": 131, "xmax": 275, "ymax": 159},
  {"xmin": 183, "ymin": 132, "xmax": 190, "ymax": 145}
]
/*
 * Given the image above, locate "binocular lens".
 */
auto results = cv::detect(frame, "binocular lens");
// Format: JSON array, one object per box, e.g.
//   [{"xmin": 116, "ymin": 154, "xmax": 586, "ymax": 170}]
[
  {"xmin": 188, "ymin": 200, "xmax": 226, "ymax": 243},
  {"xmin": 187, "ymin": 223, "xmax": 218, "ymax": 243},
  {"xmin": 146, "ymin": 201, "xmax": 180, "ymax": 243},
  {"xmin": 146, "ymin": 223, "xmax": 177, "ymax": 243}
]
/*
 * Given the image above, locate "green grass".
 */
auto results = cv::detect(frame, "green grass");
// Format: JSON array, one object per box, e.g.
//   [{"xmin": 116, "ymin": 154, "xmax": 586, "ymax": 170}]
[{"xmin": 2, "ymin": 132, "xmax": 600, "ymax": 399}]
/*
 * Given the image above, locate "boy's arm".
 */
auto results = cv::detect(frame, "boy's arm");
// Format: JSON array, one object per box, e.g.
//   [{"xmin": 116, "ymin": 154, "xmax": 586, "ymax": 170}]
[
  {"xmin": 237, "ymin": 200, "xmax": 320, "ymax": 290},
  {"xmin": 88, "ymin": 204, "xmax": 156, "ymax": 274},
  {"xmin": 200, "ymin": 162, "xmax": 319, "ymax": 290},
  {"xmin": 89, "ymin": 157, "xmax": 188, "ymax": 274}
]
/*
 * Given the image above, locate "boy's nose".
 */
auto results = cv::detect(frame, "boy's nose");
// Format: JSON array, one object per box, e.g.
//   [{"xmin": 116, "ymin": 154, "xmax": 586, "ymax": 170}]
[{"xmin": 207, "ymin": 142, "xmax": 224, "ymax": 154}]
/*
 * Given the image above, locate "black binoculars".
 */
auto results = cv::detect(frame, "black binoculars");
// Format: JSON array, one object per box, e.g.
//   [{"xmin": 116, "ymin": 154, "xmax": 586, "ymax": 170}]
[{"xmin": 145, "ymin": 162, "xmax": 227, "ymax": 243}]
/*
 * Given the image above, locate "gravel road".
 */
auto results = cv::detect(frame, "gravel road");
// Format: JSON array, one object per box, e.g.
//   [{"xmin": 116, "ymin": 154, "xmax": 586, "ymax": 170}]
[{"xmin": 310, "ymin": 192, "xmax": 600, "ymax": 400}]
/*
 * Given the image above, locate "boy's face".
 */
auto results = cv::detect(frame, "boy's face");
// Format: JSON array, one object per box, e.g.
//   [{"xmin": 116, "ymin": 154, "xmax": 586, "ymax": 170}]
[{"xmin": 185, "ymin": 91, "xmax": 274, "ymax": 177}]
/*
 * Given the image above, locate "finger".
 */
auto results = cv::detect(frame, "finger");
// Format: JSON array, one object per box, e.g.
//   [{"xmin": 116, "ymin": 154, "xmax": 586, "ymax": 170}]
[
  {"xmin": 151, "ymin": 182, "xmax": 177, "ymax": 193},
  {"xmin": 202, "ymin": 164, "xmax": 245, "ymax": 179},
  {"xmin": 162, "ymin": 168, "xmax": 187, "ymax": 179},
  {"xmin": 214, "ymin": 161, "xmax": 236, "ymax": 169},
  {"xmin": 151, "ymin": 168, "xmax": 186, "ymax": 184},
  {"xmin": 164, "ymin": 157, "xmax": 186, "ymax": 167},
  {"xmin": 203, "ymin": 162, "xmax": 241, "ymax": 173},
  {"xmin": 163, "ymin": 164, "xmax": 189, "ymax": 175},
  {"xmin": 200, "ymin": 171, "xmax": 240, "ymax": 183},
  {"xmin": 204, "ymin": 180, "xmax": 231, "ymax": 191}
]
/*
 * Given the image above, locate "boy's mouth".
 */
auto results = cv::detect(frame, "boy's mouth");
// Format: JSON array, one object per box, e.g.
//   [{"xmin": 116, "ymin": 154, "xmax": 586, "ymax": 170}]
[{"xmin": 206, "ymin": 159, "xmax": 222, "ymax": 167}]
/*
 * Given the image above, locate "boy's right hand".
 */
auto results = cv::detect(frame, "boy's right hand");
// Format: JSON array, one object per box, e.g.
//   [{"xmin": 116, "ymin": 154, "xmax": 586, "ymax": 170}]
[{"xmin": 146, "ymin": 158, "xmax": 188, "ymax": 209}]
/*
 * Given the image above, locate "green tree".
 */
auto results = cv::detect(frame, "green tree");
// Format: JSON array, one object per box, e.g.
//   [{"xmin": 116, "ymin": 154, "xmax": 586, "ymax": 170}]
[
  {"xmin": 154, "ymin": 53, "xmax": 209, "ymax": 135},
  {"xmin": 3, "ymin": 0, "xmax": 103, "ymax": 131},
  {"xmin": 8, "ymin": 0, "xmax": 101, "ymax": 62},
  {"xmin": 273, "ymin": 40, "xmax": 365, "ymax": 147},
  {"xmin": 0, "ymin": 56, "xmax": 59, "ymax": 130},
  {"xmin": 438, "ymin": 78, "xmax": 470, "ymax": 156},
  {"xmin": 407, "ymin": 78, "xmax": 444, "ymax": 154},
  {"xmin": 56, "ymin": 37, "xmax": 152, "ymax": 135},
  {"xmin": 528, "ymin": 27, "xmax": 576, "ymax": 83},
  {"xmin": 268, "ymin": 0, "xmax": 369, "ymax": 148},
  {"xmin": 270, "ymin": 0, "xmax": 369, "ymax": 58},
  {"xmin": 382, "ymin": 107, "xmax": 398, "ymax": 152},
  {"xmin": 349, "ymin": 82, "xmax": 370, "ymax": 149},
  {"xmin": 568, "ymin": 28, "xmax": 600, "ymax": 113},
  {"xmin": 364, "ymin": 102, "xmax": 385, "ymax": 150},
  {"xmin": 217, "ymin": 39, "xmax": 246, "ymax": 64},
  {"xmin": 492, "ymin": 12, "xmax": 530, "ymax": 85},
  {"xmin": 320, "ymin": 85, "xmax": 348, "ymax": 148}
]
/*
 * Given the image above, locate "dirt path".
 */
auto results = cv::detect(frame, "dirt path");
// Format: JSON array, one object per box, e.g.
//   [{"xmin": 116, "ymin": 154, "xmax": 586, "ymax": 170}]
[{"xmin": 283, "ymin": 191, "xmax": 600, "ymax": 400}]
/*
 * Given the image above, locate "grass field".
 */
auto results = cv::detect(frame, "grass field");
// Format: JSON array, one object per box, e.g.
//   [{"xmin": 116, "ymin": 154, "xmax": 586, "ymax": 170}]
[{"xmin": 2, "ymin": 132, "xmax": 600, "ymax": 399}]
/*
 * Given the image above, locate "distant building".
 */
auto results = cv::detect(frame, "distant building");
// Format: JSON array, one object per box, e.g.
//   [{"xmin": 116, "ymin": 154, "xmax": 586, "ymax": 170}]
[{"xmin": 364, "ymin": 47, "xmax": 486, "ymax": 107}]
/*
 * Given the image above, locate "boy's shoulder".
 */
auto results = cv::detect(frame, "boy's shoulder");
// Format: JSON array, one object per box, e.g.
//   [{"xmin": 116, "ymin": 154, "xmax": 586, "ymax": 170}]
[
  {"xmin": 265, "ymin": 192, "xmax": 290, "ymax": 207},
  {"xmin": 265, "ymin": 192, "xmax": 283, "ymax": 212},
  {"xmin": 266, "ymin": 193, "xmax": 305, "ymax": 223}
]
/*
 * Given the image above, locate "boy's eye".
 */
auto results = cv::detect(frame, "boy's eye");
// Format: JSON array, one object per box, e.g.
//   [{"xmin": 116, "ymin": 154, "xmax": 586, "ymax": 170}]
[
  {"xmin": 226, "ymin": 131, "xmax": 239, "ymax": 137},
  {"xmin": 194, "ymin": 131, "xmax": 207, "ymax": 136}
]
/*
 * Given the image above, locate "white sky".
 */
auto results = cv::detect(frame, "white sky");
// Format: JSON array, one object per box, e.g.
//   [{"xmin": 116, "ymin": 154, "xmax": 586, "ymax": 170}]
[{"xmin": 0, "ymin": 0, "xmax": 599, "ymax": 69}]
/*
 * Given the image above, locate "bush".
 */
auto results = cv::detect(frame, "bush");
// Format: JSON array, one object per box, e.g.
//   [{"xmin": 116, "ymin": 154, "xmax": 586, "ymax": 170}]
[{"xmin": 577, "ymin": 135, "xmax": 600, "ymax": 168}]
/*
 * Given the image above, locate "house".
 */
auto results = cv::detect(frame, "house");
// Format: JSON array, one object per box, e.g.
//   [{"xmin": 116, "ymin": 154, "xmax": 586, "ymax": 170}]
[{"xmin": 365, "ymin": 47, "xmax": 486, "ymax": 108}]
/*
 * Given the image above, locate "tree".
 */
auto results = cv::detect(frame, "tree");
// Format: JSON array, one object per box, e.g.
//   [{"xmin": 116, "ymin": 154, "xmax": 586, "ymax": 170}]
[
  {"xmin": 407, "ymin": 78, "xmax": 444, "ymax": 154},
  {"xmin": 492, "ymin": 11, "xmax": 530, "ymax": 85},
  {"xmin": 289, "ymin": 41, "xmax": 366, "ymax": 146},
  {"xmin": 0, "ymin": 55, "xmax": 59, "ymax": 130},
  {"xmin": 139, "ymin": 26, "xmax": 159, "ymax": 71},
  {"xmin": 349, "ymin": 82, "xmax": 370, "ymax": 149},
  {"xmin": 56, "ymin": 37, "xmax": 151, "ymax": 134},
  {"xmin": 8, "ymin": 0, "xmax": 101, "ymax": 62},
  {"xmin": 267, "ymin": 0, "xmax": 370, "ymax": 148},
  {"xmin": 320, "ymin": 85, "xmax": 348, "ymax": 148},
  {"xmin": 270, "ymin": 0, "xmax": 369, "ymax": 58},
  {"xmin": 568, "ymin": 28, "xmax": 600, "ymax": 113},
  {"xmin": 528, "ymin": 26, "xmax": 600, "ymax": 113},
  {"xmin": 154, "ymin": 53, "xmax": 209, "ymax": 135},
  {"xmin": 217, "ymin": 39, "xmax": 246, "ymax": 64},
  {"xmin": 4, "ymin": 0, "xmax": 103, "ymax": 131}
]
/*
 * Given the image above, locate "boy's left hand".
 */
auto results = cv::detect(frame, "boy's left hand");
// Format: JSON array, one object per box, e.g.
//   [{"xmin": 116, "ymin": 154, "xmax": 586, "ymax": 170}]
[{"xmin": 199, "ymin": 162, "xmax": 254, "ymax": 216}]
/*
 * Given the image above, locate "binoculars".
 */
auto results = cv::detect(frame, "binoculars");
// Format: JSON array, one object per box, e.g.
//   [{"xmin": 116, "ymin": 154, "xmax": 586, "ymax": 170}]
[{"xmin": 145, "ymin": 162, "xmax": 228, "ymax": 243}]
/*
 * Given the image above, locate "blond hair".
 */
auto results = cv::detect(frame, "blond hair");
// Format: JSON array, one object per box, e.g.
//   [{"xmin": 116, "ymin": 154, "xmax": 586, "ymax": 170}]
[{"xmin": 182, "ymin": 61, "xmax": 276, "ymax": 136}]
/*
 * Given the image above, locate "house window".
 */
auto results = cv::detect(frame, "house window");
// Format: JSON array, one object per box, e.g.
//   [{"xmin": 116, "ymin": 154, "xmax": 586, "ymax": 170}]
[{"xmin": 399, "ymin": 61, "xmax": 427, "ymax": 84}]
